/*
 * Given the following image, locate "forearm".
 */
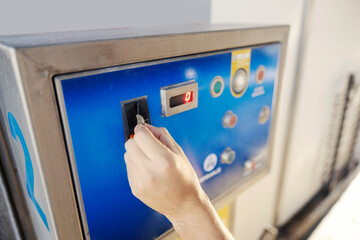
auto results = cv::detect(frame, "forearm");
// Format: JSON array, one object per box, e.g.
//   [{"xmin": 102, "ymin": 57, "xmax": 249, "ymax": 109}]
[{"xmin": 167, "ymin": 190, "xmax": 234, "ymax": 240}]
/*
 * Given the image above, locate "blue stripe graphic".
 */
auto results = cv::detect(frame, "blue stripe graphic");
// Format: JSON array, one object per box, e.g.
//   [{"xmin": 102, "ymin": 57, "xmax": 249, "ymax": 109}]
[{"xmin": 8, "ymin": 112, "xmax": 49, "ymax": 231}]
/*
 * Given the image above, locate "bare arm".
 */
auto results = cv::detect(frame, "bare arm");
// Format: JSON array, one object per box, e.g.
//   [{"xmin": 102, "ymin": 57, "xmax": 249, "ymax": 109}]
[{"xmin": 124, "ymin": 124, "xmax": 234, "ymax": 240}]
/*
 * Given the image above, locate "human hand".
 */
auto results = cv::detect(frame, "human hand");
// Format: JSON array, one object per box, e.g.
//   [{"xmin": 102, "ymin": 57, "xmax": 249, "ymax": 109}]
[
  {"xmin": 124, "ymin": 124, "xmax": 205, "ymax": 219},
  {"xmin": 124, "ymin": 124, "xmax": 234, "ymax": 240}
]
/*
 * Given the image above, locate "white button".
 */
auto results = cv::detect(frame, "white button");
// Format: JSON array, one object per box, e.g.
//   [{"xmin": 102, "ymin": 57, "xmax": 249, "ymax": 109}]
[
  {"xmin": 204, "ymin": 153, "xmax": 218, "ymax": 172},
  {"xmin": 232, "ymin": 69, "xmax": 248, "ymax": 96}
]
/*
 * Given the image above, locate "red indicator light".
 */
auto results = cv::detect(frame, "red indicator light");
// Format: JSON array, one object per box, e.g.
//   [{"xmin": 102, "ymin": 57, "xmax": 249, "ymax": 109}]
[
  {"xmin": 185, "ymin": 91, "xmax": 192, "ymax": 102},
  {"xmin": 258, "ymin": 70, "xmax": 264, "ymax": 80},
  {"xmin": 170, "ymin": 91, "xmax": 193, "ymax": 108}
]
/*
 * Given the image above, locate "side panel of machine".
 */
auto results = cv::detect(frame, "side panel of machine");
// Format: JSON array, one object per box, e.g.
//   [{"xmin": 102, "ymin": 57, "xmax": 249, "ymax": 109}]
[
  {"xmin": 0, "ymin": 169, "xmax": 21, "ymax": 240},
  {"xmin": 56, "ymin": 43, "xmax": 281, "ymax": 239},
  {"xmin": 0, "ymin": 46, "xmax": 57, "ymax": 239}
]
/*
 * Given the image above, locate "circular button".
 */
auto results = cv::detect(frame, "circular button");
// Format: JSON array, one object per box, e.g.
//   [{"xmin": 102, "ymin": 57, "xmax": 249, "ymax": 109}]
[
  {"xmin": 231, "ymin": 68, "xmax": 248, "ymax": 97},
  {"xmin": 214, "ymin": 81, "xmax": 222, "ymax": 93},
  {"xmin": 222, "ymin": 111, "xmax": 238, "ymax": 128},
  {"xmin": 258, "ymin": 105, "xmax": 270, "ymax": 124},
  {"xmin": 229, "ymin": 115, "xmax": 237, "ymax": 127},
  {"xmin": 210, "ymin": 76, "xmax": 224, "ymax": 98},
  {"xmin": 245, "ymin": 160, "xmax": 256, "ymax": 171},
  {"xmin": 204, "ymin": 153, "xmax": 218, "ymax": 172},
  {"xmin": 221, "ymin": 148, "xmax": 236, "ymax": 164},
  {"xmin": 258, "ymin": 70, "xmax": 264, "ymax": 80},
  {"xmin": 256, "ymin": 65, "xmax": 265, "ymax": 84}
]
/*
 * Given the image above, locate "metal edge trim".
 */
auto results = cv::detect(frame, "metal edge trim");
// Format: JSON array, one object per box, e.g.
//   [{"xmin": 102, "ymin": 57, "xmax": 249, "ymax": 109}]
[
  {"xmin": 53, "ymin": 79, "xmax": 90, "ymax": 239},
  {"xmin": 10, "ymin": 47, "xmax": 60, "ymax": 239}
]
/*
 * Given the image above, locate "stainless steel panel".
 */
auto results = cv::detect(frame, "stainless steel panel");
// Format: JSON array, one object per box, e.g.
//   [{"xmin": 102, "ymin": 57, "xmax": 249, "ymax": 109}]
[
  {"xmin": 0, "ymin": 169, "xmax": 21, "ymax": 240},
  {"xmin": 161, "ymin": 81, "xmax": 198, "ymax": 117},
  {"xmin": 0, "ymin": 45, "xmax": 59, "ymax": 239}
]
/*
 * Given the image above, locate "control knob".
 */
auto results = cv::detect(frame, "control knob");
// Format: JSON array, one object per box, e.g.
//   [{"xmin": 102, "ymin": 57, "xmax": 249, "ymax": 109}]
[
  {"xmin": 222, "ymin": 111, "xmax": 238, "ymax": 128},
  {"xmin": 221, "ymin": 148, "xmax": 236, "ymax": 164}
]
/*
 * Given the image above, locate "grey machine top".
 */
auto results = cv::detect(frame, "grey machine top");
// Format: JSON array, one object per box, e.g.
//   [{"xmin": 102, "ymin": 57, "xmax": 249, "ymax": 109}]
[{"xmin": 0, "ymin": 23, "xmax": 285, "ymax": 49}]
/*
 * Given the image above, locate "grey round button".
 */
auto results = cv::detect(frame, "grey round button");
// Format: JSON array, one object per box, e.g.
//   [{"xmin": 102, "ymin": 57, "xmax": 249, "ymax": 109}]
[
  {"xmin": 258, "ymin": 105, "xmax": 270, "ymax": 124},
  {"xmin": 232, "ymin": 68, "xmax": 248, "ymax": 97},
  {"xmin": 220, "ymin": 148, "xmax": 236, "ymax": 164},
  {"xmin": 222, "ymin": 111, "xmax": 238, "ymax": 128}
]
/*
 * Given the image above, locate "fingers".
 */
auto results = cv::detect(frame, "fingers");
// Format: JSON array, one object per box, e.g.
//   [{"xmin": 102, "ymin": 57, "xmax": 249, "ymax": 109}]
[
  {"xmin": 124, "ymin": 152, "xmax": 142, "ymax": 198},
  {"xmin": 133, "ymin": 124, "xmax": 172, "ymax": 160},
  {"xmin": 144, "ymin": 124, "xmax": 178, "ymax": 153},
  {"xmin": 145, "ymin": 124, "xmax": 186, "ymax": 157},
  {"xmin": 125, "ymin": 138, "xmax": 151, "ymax": 169}
]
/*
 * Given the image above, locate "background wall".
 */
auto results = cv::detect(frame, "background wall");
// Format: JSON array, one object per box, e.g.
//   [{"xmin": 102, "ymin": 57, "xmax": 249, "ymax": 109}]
[
  {"xmin": 277, "ymin": 0, "xmax": 360, "ymax": 226},
  {"xmin": 0, "ymin": 0, "xmax": 210, "ymax": 35}
]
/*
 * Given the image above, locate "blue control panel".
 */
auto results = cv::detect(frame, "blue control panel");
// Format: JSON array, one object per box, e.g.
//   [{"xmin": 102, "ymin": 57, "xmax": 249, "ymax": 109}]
[{"xmin": 57, "ymin": 43, "xmax": 281, "ymax": 239}]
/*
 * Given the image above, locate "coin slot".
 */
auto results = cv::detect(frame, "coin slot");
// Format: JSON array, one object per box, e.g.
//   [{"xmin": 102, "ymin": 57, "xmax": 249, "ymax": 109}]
[{"xmin": 121, "ymin": 96, "xmax": 151, "ymax": 141}]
